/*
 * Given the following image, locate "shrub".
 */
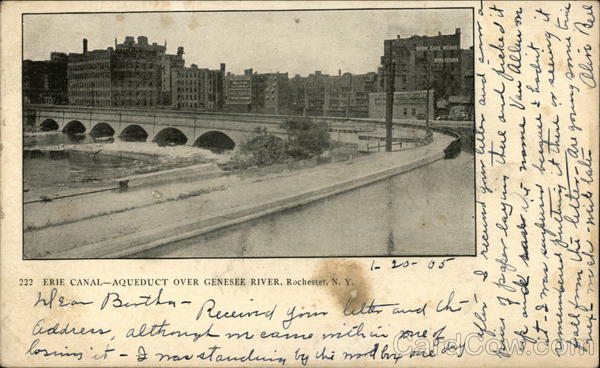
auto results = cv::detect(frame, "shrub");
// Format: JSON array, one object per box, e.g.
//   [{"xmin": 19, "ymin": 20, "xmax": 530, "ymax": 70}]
[
  {"xmin": 239, "ymin": 131, "xmax": 288, "ymax": 167},
  {"xmin": 281, "ymin": 118, "xmax": 330, "ymax": 158}
]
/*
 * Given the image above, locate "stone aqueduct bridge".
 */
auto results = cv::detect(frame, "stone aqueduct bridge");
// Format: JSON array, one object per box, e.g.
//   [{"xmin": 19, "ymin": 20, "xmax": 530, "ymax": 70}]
[
  {"xmin": 26, "ymin": 105, "xmax": 301, "ymax": 149},
  {"xmin": 25, "ymin": 104, "xmax": 471, "ymax": 150}
]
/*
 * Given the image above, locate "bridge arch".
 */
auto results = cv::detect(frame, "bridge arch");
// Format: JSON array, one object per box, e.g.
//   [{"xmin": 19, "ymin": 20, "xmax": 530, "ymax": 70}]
[
  {"xmin": 193, "ymin": 131, "xmax": 236, "ymax": 152},
  {"xmin": 63, "ymin": 120, "xmax": 86, "ymax": 134},
  {"xmin": 153, "ymin": 127, "xmax": 188, "ymax": 146},
  {"xmin": 90, "ymin": 122, "xmax": 116, "ymax": 138},
  {"xmin": 40, "ymin": 119, "xmax": 59, "ymax": 131},
  {"xmin": 119, "ymin": 125, "xmax": 149, "ymax": 142}
]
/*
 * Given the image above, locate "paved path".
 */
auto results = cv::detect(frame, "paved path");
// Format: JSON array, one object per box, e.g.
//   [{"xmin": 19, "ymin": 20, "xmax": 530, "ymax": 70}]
[{"xmin": 24, "ymin": 132, "xmax": 454, "ymax": 258}]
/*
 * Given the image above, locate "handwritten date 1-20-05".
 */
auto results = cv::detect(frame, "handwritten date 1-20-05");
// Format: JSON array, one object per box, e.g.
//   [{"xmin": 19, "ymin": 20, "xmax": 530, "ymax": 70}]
[{"xmin": 370, "ymin": 258, "xmax": 455, "ymax": 271}]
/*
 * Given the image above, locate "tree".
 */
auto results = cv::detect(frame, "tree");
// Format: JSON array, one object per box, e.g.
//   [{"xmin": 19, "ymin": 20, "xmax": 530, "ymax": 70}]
[
  {"xmin": 281, "ymin": 118, "xmax": 331, "ymax": 158},
  {"xmin": 240, "ymin": 128, "xmax": 288, "ymax": 167}
]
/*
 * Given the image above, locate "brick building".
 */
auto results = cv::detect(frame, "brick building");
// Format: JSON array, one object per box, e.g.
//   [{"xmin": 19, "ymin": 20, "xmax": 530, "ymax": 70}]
[
  {"xmin": 23, "ymin": 52, "xmax": 68, "ymax": 105},
  {"xmin": 224, "ymin": 70, "xmax": 253, "ymax": 113},
  {"xmin": 67, "ymin": 40, "xmax": 112, "ymax": 107},
  {"xmin": 460, "ymin": 47, "xmax": 474, "ymax": 93},
  {"xmin": 67, "ymin": 36, "xmax": 184, "ymax": 108},
  {"xmin": 263, "ymin": 72, "xmax": 289, "ymax": 114},
  {"xmin": 379, "ymin": 29, "xmax": 463, "ymax": 99},
  {"xmin": 287, "ymin": 74, "xmax": 306, "ymax": 115},
  {"xmin": 287, "ymin": 71, "xmax": 377, "ymax": 117},
  {"xmin": 368, "ymin": 90, "xmax": 434, "ymax": 120},
  {"xmin": 324, "ymin": 72, "xmax": 378, "ymax": 118},
  {"xmin": 112, "ymin": 36, "xmax": 167, "ymax": 107},
  {"xmin": 224, "ymin": 69, "xmax": 287, "ymax": 114},
  {"xmin": 171, "ymin": 63, "xmax": 225, "ymax": 110}
]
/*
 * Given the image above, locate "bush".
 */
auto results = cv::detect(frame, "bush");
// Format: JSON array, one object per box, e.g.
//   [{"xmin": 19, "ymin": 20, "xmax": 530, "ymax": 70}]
[
  {"xmin": 230, "ymin": 120, "xmax": 331, "ymax": 169},
  {"xmin": 239, "ymin": 131, "xmax": 288, "ymax": 167},
  {"xmin": 281, "ymin": 118, "xmax": 330, "ymax": 158}
]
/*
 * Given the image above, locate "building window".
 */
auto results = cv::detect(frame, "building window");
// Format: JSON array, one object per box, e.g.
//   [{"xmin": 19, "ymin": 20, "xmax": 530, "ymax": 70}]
[
  {"xmin": 403, "ymin": 108, "xmax": 407, "ymax": 116},
  {"xmin": 412, "ymin": 108, "xmax": 416, "ymax": 115}
]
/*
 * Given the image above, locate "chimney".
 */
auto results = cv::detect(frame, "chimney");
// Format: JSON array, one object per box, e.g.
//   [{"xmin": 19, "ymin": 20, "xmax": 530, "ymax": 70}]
[
  {"xmin": 220, "ymin": 63, "xmax": 226, "ymax": 73},
  {"xmin": 455, "ymin": 28, "xmax": 461, "ymax": 35},
  {"xmin": 177, "ymin": 46, "xmax": 184, "ymax": 55},
  {"xmin": 83, "ymin": 38, "xmax": 88, "ymax": 53}
]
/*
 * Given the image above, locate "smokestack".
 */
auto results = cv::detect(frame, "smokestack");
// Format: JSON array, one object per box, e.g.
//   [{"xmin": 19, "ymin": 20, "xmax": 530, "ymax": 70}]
[{"xmin": 83, "ymin": 38, "xmax": 88, "ymax": 54}]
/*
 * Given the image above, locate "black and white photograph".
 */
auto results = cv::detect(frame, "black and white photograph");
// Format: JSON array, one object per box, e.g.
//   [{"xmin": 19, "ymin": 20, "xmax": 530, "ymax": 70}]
[{"xmin": 22, "ymin": 8, "xmax": 475, "ymax": 259}]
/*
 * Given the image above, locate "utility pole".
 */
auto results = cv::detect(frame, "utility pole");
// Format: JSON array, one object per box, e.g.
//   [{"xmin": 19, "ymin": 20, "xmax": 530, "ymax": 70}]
[
  {"xmin": 345, "ymin": 73, "xmax": 352, "ymax": 120},
  {"xmin": 303, "ymin": 86, "xmax": 308, "ymax": 116},
  {"xmin": 426, "ymin": 66, "xmax": 434, "ymax": 134},
  {"xmin": 425, "ymin": 88, "xmax": 430, "ymax": 132},
  {"xmin": 385, "ymin": 58, "xmax": 395, "ymax": 152},
  {"xmin": 421, "ymin": 65, "xmax": 433, "ymax": 135}
]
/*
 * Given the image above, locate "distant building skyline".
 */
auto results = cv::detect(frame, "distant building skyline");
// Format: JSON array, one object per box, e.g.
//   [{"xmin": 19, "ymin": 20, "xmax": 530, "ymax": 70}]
[{"xmin": 24, "ymin": 9, "xmax": 473, "ymax": 76}]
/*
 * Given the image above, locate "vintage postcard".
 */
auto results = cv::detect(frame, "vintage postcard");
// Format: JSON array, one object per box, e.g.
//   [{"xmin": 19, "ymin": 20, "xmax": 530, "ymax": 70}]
[{"xmin": 1, "ymin": 1, "xmax": 598, "ymax": 367}]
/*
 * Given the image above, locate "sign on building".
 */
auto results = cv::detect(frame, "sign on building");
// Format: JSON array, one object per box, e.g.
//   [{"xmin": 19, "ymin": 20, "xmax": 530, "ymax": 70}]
[{"xmin": 226, "ymin": 76, "xmax": 252, "ymax": 104}]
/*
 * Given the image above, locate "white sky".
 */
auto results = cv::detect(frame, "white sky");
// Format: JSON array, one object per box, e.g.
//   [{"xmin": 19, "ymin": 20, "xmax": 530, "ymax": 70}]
[{"xmin": 24, "ymin": 9, "xmax": 473, "ymax": 76}]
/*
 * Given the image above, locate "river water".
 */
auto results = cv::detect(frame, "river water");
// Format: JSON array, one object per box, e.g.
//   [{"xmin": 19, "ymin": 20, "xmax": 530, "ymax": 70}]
[
  {"xmin": 23, "ymin": 132, "xmax": 225, "ymax": 199},
  {"xmin": 134, "ymin": 151, "xmax": 475, "ymax": 257}
]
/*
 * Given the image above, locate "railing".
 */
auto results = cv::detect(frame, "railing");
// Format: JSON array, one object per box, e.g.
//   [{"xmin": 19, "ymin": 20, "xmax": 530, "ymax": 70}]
[{"xmin": 364, "ymin": 130, "xmax": 434, "ymax": 152}]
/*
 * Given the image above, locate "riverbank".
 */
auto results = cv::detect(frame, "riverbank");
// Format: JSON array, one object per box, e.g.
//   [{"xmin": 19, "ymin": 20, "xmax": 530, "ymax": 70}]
[{"xmin": 23, "ymin": 139, "xmax": 232, "ymax": 201}]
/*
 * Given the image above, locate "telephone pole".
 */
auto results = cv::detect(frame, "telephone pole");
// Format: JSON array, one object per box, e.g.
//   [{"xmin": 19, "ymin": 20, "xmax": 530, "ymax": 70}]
[
  {"xmin": 345, "ymin": 73, "xmax": 352, "ymax": 120},
  {"xmin": 385, "ymin": 58, "xmax": 395, "ymax": 152}
]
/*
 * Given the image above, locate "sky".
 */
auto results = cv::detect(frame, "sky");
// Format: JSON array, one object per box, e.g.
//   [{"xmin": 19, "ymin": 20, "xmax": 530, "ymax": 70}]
[{"xmin": 24, "ymin": 9, "xmax": 473, "ymax": 76}]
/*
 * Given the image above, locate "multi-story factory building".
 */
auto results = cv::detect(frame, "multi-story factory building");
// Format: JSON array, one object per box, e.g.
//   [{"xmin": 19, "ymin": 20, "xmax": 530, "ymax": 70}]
[
  {"xmin": 23, "ymin": 52, "xmax": 68, "ymax": 105},
  {"xmin": 67, "ymin": 39, "xmax": 113, "ymax": 107},
  {"xmin": 287, "ymin": 71, "xmax": 377, "ymax": 117},
  {"xmin": 263, "ymin": 72, "xmax": 289, "ymax": 115},
  {"xmin": 110, "ymin": 36, "xmax": 167, "ymax": 107},
  {"xmin": 224, "ymin": 70, "xmax": 254, "ymax": 113},
  {"xmin": 379, "ymin": 28, "xmax": 463, "ymax": 98},
  {"xmin": 374, "ymin": 28, "xmax": 474, "ymax": 119},
  {"xmin": 224, "ymin": 69, "xmax": 286, "ymax": 114},
  {"xmin": 172, "ymin": 63, "xmax": 225, "ymax": 110},
  {"xmin": 67, "ymin": 36, "xmax": 187, "ymax": 108}
]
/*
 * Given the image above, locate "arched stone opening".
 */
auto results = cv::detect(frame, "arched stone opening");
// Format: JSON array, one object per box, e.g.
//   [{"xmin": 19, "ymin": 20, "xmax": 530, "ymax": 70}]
[
  {"xmin": 153, "ymin": 127, "xmax": 188, "ymax": 146},
  {"xmin": 90, "ymin": 123, "xmax": 116, "ymax": 138},
  {"xmin": 40, "ymin": 119, "xmax": 59, "ymax": 131},
  {"xmin": 193, "ymin": 131, "xmax": 236, "ymax": 152},
  {"xmin": 119, "ymin": 125, "xmax": 149, "ymax": 142},
  {"xmin": 62, "ymin": 120, "xmax": 86, "ymax": 135}
]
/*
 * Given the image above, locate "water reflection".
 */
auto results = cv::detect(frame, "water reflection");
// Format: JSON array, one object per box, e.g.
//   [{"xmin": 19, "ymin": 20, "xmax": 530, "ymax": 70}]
[
  {"xmin": 24, "ymin": 132, "xmax": 93, "ymax": 147},
  {"xmin": 24, "ymin": 150, "xmax": 152, "ymax": 190}
]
